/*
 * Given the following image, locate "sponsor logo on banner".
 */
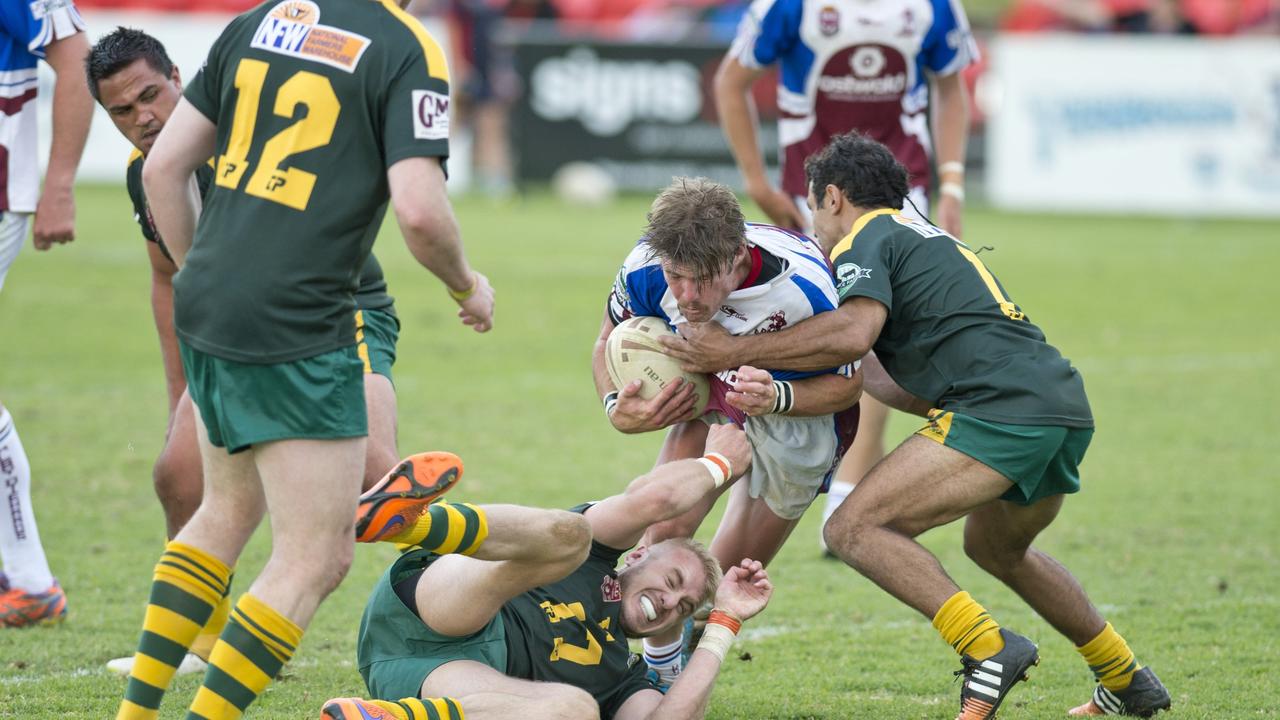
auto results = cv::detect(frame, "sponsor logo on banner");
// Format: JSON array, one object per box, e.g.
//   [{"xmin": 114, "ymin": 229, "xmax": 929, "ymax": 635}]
[
  {"xmin": 836, "ymin": 262, "xmax": 871, "ymax": 291},
  {"xmin": 412, "ymin": 90, "xmax": 450, "ymax": 140},
  {"xmin": 251, "ymin": 0, "xmax": 371, "ymax": 73},
  {"xmin": 819, "ymin": 5, "xmax": 840, "ymax": 36}
]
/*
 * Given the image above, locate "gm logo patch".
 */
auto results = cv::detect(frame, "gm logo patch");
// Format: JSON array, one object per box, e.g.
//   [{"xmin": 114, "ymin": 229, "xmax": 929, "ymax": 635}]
[
  {"xmin": 251, "ymin": 0, "xmax": 371, "ymax": 73},
  {"xmin": 412, "ymin": 90, "xmax": 450, "ymax": 140}
]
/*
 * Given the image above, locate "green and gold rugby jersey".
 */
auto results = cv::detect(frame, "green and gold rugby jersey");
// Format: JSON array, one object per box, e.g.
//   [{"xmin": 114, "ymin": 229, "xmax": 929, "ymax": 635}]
[
  {"xmin": 499, "ymin": 504, "xmax": 655, "ymax": 718},
  {"xmin": 176, "ymin": 0, "xmax": 443, "ymax": 362},
  {"xmin": 127, "ymin": 151, "xmax": 395, "ymax": 313},
  {"xmin": 830, "ymin": 210, "xmax": 1093, "ymax": 428}
]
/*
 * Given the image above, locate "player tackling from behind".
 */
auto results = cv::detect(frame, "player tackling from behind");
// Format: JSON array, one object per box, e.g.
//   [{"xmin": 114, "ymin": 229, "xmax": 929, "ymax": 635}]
[
  {"xmin": 326, "ymin": 422, "xmax": 772, "ymax": 720},
  {"xmin": 659, "ymin": 132, "xmax": 1171, "ymax": 719},
  {"xmin": 114, "ymin": 0, "xmax": 493, "ymax": 718}
]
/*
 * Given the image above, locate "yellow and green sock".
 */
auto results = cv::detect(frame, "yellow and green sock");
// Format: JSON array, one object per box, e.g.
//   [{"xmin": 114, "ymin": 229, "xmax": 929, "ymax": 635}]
[
  {"xmin": 117, "ymin": 541, "xmax": 232, "ymax": 720},
  {"xmin": 1077, "ymin": 622, "xmax": 1141, "ymax": 691},
  {"xmin": 933, "ymin": 590, "xmax": 1006, "ymax": 660},
  {"xmin": 384, "ymin": 502, "xmax": 488, "ymax": 555},
  {"xmin": 186, "ymin": 593, "xmax": 303, "ymax": 720},
  {"xmin": 190, "ymin": 588, "xmax": 233, "ymax": 661},
  {"xmin": 361, "ymin": 698, "xmax": 465, "ymax": 720}
]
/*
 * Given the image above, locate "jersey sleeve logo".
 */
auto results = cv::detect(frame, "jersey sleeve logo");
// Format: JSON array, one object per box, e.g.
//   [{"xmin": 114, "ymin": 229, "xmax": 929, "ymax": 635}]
[
  {"xmin": 412, "ymin": 90, "xmax": 450, "ymax": 140},
  {"xmin": 818, "ymin": 5, "xmax": 840, "ymax": 36},
  {"xmin": 251, "ymin": 0, "xmax": 372, "ymax": 73},
  {"xmin": 836, "ymin": 262, "xmax": 872, "ymax": 291},
  {"xmin": 600, "ymin": 576, "xmax": 621, "ymax": 603}
]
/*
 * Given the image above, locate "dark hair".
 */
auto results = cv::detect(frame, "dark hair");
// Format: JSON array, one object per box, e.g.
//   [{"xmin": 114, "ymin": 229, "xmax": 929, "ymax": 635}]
[
  {"xmin": 85, "ymin": 27, "xmax": 174, "ymax": 103},
  {"xmin": 644, "ymin": 177, "xmax": 746, "ymax": 282},
  {"xmin": 805, "ymin": 131, "xmax": 910, "ymax": 211}
]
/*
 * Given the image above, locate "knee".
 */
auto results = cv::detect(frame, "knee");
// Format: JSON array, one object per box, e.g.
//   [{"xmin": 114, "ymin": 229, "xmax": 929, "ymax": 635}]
[
  {"xmin": 547, "ymin": 511, "xmax": 592, "ymax": 566},
  {"xmin": 646, "ymin": 515, "xmax": 697, "ymax": 544},
  {"xmin": 963, "ymin": 531, "xmax": 1024, "ymax": 578},
  {"xmin": 538, "ymin": 685, "xmax": 598, "ymax": 720},
  {"xmin": 153, "ymin": 452, "xmax": 201, "ymax": 516},
  {"xmin": 822, "ymin": 504, "xmax": 875, "ymax": 560},
  {"xmin": 315, "ymin": 542, "xmax": 355, "ymax": 596}
]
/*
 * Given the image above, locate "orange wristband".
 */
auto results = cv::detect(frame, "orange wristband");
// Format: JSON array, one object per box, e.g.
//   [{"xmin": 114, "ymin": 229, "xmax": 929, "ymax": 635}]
[{"xmin": 707, "ymin": 609, "xmax": 742, "ymax": 634}]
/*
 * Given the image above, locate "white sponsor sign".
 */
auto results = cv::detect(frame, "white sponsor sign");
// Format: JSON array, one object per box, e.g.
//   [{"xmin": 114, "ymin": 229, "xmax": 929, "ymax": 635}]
[{"xmin": 987, "ymin": 35, "xmax": 1280, "ymax": 217}]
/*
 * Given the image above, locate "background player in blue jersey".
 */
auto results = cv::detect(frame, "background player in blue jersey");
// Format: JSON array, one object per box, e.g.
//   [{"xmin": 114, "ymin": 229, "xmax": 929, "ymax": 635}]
[
  {"xmin": 716, "ymin": 0, "xmax": 979, "ymax": 555},
  {"xmin": 0, "ymin": 0, "xmax": 91, "ymax": 629}
]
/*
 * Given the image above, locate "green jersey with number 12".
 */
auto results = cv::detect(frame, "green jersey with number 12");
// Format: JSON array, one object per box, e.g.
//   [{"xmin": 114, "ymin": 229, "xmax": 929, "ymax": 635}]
[{"xmin": 177, "ymin": 0, "xmax": 448, "ymax": 362}]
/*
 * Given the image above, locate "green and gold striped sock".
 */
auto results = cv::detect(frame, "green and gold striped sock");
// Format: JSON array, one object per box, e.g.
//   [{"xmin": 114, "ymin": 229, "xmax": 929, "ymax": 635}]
[
  {"xmin": 185, "ymin": 594, "xmax": 302, "ymax": 720},
  {"xmin": 385, "ymin": 502, "xmax": 488, "ymax": 556},
  {"xmin": 395, "ymin": 697, "xmax": 465, "ymax": 720},
  {"xmin": 1077, "ymin": 622, "xmax": 1142, "ymax": 692},
  {"xmin": 117, "ymin": 541, "xmax": 231, "ymax": 720},
  {"xmin": 932, "ymin": 590, "xmax": 1005, "ymax": 660}
]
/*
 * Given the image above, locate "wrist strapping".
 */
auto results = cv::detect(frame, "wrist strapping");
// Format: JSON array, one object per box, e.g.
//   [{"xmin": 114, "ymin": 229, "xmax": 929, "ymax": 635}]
[
  {"xmin": 939, "ymin": 181, "xmax": 965, "ymax": 202},
  {"xmin": 938, "ymin": 161, "xmax": 966, "ymax": 177},
  {"xmin": 696, "ymin": 453, "xmax": 732, "ymax": 488},
  {"xmin": 770, "ymin": 380, "xmax": 794, "ymax": 414},
  {"xmin": 448, "ymin": 273, "xmax": 479, "ymax": 301},
  {"xmin": 603, "ymin": 391, "xmax": 619, "ymax": 417},
  {"xmin": 697, "ymin": 609, "xmax": 743, "ymax": 662}
]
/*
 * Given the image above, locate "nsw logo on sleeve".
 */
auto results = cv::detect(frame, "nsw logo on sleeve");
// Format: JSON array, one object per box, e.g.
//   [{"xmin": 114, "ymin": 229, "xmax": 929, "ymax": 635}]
[
  {"xmin": 251, "ymin": 0, "xmax": 371, "ymax": 73},
  {"xmin": 412, "ymin": 90, "xmax": 450, "ymax": 140},
  {"xmin": 836, "ymin": 262, "xmax": 872, "ymax": 291}
]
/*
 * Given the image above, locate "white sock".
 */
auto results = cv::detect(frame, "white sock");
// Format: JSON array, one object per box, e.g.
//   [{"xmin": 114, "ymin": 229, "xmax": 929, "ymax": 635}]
[
  {"xmin": 643, "ymin": 636, "xmax": 684, "ymax": 684},
  {"xmin": 0, "ymin": 408, "xmax": 54, "ymax": 591},
  {"xmin": 822, "ymin": 481, "xmax": 855, "ymax": 521}
]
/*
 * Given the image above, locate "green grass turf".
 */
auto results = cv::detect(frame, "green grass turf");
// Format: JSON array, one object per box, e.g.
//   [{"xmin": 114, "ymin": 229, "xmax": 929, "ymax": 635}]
[{"xmin": 0, "ymin": 186, "xmax": 1277, "ymax": 718}]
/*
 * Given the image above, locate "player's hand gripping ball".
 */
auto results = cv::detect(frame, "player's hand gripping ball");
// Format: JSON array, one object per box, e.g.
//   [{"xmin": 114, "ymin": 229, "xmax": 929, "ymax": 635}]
[{"xmin": 606, "ymin": 316, "xmax": 711, "ymax": 416}]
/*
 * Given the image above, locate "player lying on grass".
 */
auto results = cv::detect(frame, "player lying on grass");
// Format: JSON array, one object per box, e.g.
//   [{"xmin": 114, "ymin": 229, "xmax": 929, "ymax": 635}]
[
  {"xmin": 659, "ymin": 132, "xmax": 1171, "ymax": 719},
  {"xmin": 86, "ymin": 27, "xmax": 410, "ymax": 675},
  {"xmin": 325, "ymin": 422, "xmax": 772, "ymax": 720},
  {"xmin": 591, "ymin": 177, "xmax": 860, "ymax": 686}
]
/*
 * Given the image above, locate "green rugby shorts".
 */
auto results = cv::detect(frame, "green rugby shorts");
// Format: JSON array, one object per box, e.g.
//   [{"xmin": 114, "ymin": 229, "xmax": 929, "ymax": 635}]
[
  {"xmin": 179, "ymin": 341, "xmax": 367, "ymax": 454},
  {"xmin": 916, "ymin": 409, "xmax": 1094, "ymax": 505}
]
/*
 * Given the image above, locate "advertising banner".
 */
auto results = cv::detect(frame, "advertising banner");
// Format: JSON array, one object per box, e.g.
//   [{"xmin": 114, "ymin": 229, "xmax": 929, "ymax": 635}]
[
  {"xmin": 987, "ymin": 35, "xmax": 1280, "ymax": 217},
  {"xmin": 512, "ymin": 38, "xmax": 779, "ymax": 191}
]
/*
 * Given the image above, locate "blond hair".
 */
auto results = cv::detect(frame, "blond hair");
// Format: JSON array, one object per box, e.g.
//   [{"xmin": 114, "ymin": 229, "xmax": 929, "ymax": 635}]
[{"xmin": 645, "ymin": 177, "xmax": 746, "ymax": 283}]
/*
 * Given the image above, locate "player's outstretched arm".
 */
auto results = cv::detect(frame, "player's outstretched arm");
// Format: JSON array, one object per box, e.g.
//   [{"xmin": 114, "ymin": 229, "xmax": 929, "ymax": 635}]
[
  {"xmin": 714, "ymin": 56, "xmax": 804, "ymax": 230},
  {"xmin": 33, "ymin": 31, "xmax": 92, "ymax": 250},
  {"xmin": 585, "ymin": 423, "xmax": 751, "ymax": 550},
  {"xmin": 592, "ymin": 312, "xmax": 700, "ymax": 434},
  {"xmin": 142, "ymin": 99, "xmax": 215, "ymax": 266},
  {"xmin": 613, "ymin": 559, "xmax": 774, "ymax": 720},
  {"xmin": 661, "ymin": 297, "xmax": 888, "ymax": 374},
  {"xmin": 725, "ymin": 365, "xmax": 863, "ymax": 417},
  {"xmin": 387, "ymin": 156, "xmax": 494, "ymax": 332}
]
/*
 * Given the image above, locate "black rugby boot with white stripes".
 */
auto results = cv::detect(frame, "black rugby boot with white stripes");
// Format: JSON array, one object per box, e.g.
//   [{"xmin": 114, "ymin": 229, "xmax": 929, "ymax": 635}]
[
  {"xmin": 1068, "ymin": 667, "xmax": 1172, "ymax": 717},
  {"xmin": 954, "ymin": 629, "xmax": 1040, "ymax": 720}
]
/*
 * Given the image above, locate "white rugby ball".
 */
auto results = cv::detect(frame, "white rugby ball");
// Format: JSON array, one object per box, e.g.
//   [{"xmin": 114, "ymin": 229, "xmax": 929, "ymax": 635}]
[{"xmin": 606, "ymin": 316, "xmax": 710, "ymax": 416}]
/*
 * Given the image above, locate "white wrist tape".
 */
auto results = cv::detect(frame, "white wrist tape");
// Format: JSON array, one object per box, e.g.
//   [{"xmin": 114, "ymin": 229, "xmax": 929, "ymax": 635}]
[
  {"xmin": 939, "ymin": 181, "xmax": 965, "ymax": 202},
  {"xmin": 603, "ymin": 391, "xmax": 619, "ymax": 417},
  {"xmin": 696, "ymin": 452, "xmax": 732, "ymax": 488},
  {"xmin": 938, "ymin": 161, "xmax": 966, "ymax": 177},
  {"xmin": 697, "ymin": 621, "xmax": 737, "ymax": 663}
]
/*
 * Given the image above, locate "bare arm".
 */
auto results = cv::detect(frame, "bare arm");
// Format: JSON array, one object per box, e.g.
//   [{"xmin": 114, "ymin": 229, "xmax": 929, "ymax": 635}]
[
  {"xmin": 660, "ymin": 297, "xmax": 888, "ymax": 374},
  {"xmin": 585, "ymin": 423, "xmax": 751, "ymax": 549},
  {"xmin": 714, "ymin": 56, "xmax": 804, "ymax": 229},
  {"xmin": 614, "ymin": 560, "xmax": 774, "ymax": 720},
  {"xmin": 725, "ymin": 365, "xmax": 863, "ymax": 417},
  {"xmin": 142, "ymin": 100, "xmax": 216, "ymax": 267},
  {"xmin": 387, "ymin": 156, "xmax": 494, "ymax": 332},
  {"xmin": 860, "ymin": 351, "xmax": 931, "ymax": 417},
  {"xmin": 592, "ymin": 312, "xmax": 699, "ymax": 434},
  {"xmin": 33, "ymin": 31, "xmax": 92, "ymax": 250},
  {"xmin": 930, "ymin": 71, "xmax": 970, "ymax": 238},
  {"xmin": 145, "ymin": 241, "xmax": 186, "ymax": 414}
]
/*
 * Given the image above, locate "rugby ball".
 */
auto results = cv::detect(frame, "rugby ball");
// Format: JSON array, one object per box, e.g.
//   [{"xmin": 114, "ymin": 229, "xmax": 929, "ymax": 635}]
[{"xmin": 606, "ymin": 316, "xmax": 710, "ymax": 416}]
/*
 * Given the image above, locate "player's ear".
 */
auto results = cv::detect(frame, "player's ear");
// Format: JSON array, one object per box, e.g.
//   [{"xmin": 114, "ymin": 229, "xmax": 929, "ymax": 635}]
[
  {"xmin": 622, "ymin": 546, "xmax": 649, "ymax": 568},
  {"xmin": 825, "ymin": 183, "xmax": 842, "ymax": 212},
  {"xmin": 170, "ymin": 65, "xmax": 182, "ymax": 89}
]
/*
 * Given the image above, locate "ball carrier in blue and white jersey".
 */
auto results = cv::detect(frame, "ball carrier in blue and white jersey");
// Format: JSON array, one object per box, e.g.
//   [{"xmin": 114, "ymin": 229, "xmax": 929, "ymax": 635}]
[{"xmin": 591, "ymin": 178, "xmax": 862, "ymax": 688}]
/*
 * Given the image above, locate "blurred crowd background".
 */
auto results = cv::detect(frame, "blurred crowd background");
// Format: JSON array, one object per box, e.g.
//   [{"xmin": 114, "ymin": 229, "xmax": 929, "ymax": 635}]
[{"xmin": 55, "ymin": 0, "xmax": 1280, "ymax": 217}]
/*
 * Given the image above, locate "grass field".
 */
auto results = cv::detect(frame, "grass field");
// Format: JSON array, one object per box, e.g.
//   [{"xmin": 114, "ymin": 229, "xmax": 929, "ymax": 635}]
[{"xmin": 0, "ymin": 186, "xmax": 1277, "ymax": 718}]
